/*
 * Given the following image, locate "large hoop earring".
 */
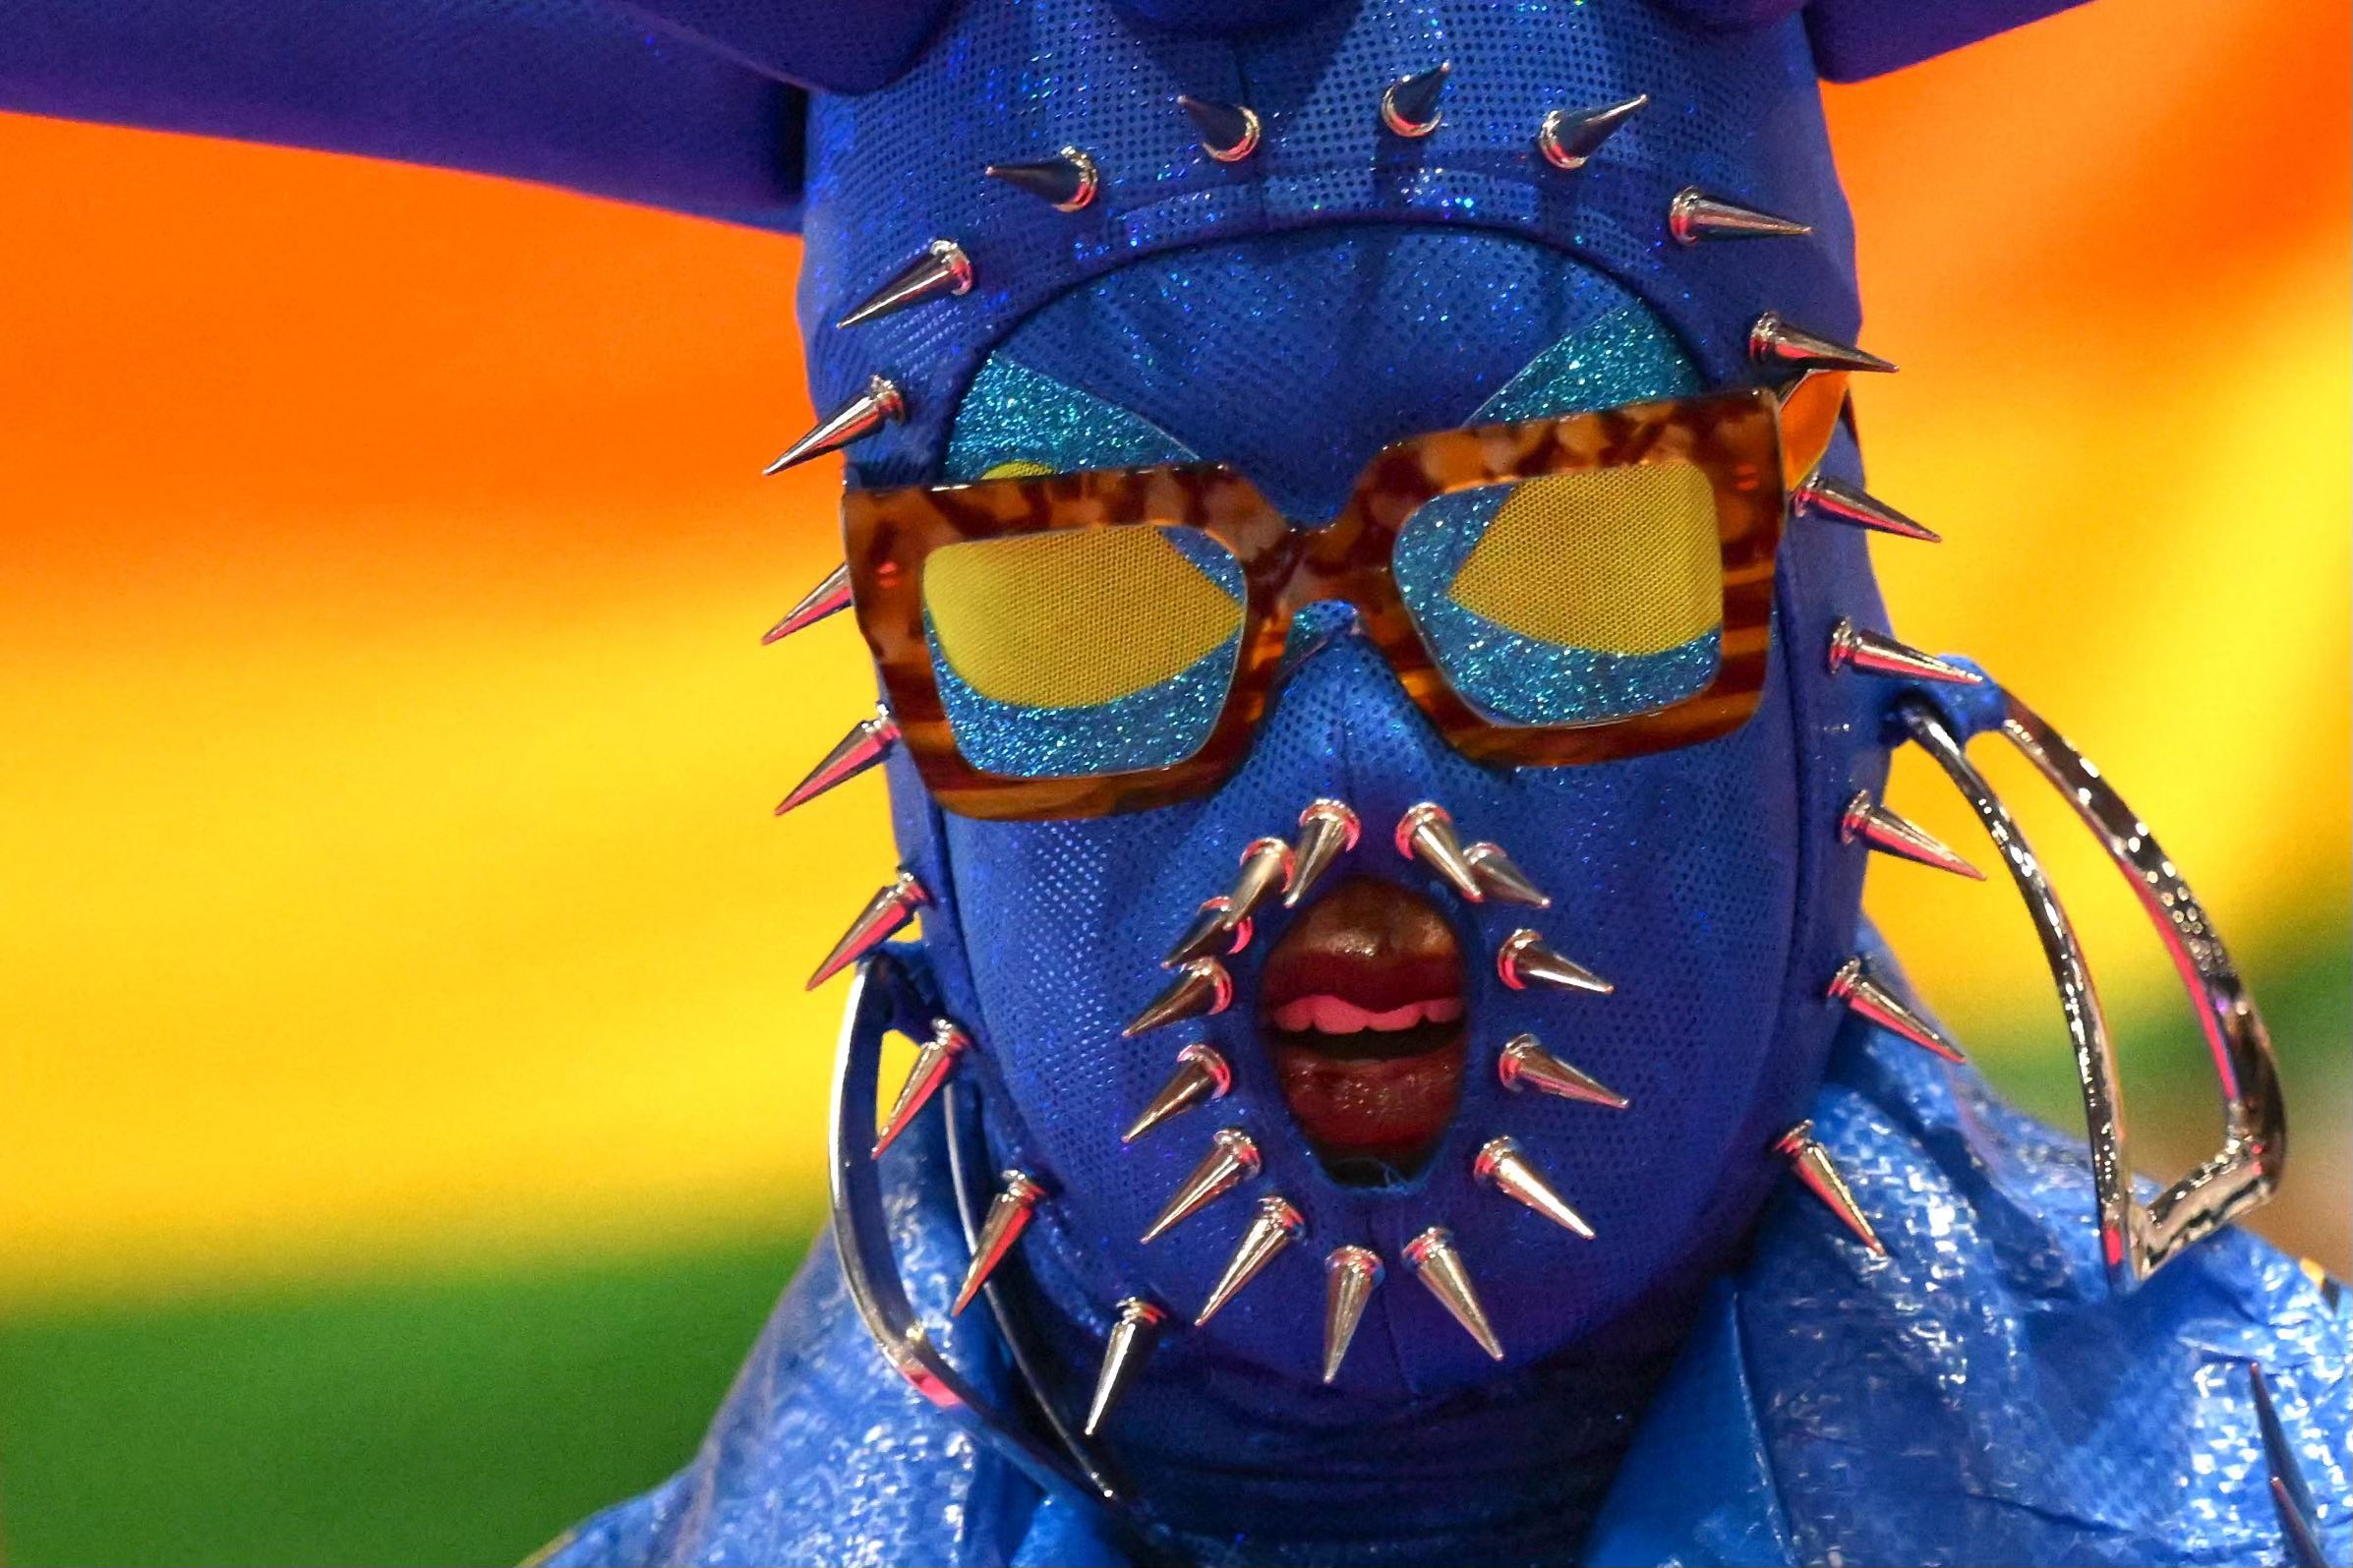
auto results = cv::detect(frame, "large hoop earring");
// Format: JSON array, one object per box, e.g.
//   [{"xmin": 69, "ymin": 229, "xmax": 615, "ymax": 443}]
[
  {"xmin": 1898, "ymin": 690, "xmax": 2286, "ymax": 1292},
  {"xmin": 826, "ymin": 954, "xmax": 1147, "ymax": 1541}
]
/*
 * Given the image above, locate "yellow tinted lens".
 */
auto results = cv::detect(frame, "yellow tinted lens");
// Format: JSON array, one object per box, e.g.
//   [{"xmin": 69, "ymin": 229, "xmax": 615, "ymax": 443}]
[
  {"xmin": 923, "ymin": 526, "xmax": 1245, "ymax": 709},
  {"xmin": 1445, "ymin": 462, "xmax": 1721, "ymax": 653}
]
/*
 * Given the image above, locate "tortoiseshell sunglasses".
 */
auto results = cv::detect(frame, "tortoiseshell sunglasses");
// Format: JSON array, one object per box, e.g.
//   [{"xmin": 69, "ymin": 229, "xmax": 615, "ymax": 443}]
[{"xmin": 844, "ymin": 376, "xmax": 1847, "ymax": 820}]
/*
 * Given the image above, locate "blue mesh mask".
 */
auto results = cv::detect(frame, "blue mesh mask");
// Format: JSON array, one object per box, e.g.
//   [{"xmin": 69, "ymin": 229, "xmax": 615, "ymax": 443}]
[{"xmin": 856, "ymin": 220, "xmax": 1895, "ymax": 1546}]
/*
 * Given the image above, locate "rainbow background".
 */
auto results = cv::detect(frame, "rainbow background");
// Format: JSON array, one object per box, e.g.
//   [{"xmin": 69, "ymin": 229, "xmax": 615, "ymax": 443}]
[{"xmin": 1, "ymin": 2, "xmax": 2344, "ymax": 1561}]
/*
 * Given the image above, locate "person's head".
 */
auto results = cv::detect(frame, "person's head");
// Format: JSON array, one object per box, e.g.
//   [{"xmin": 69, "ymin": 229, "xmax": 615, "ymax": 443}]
[{"xmin": 776, "ymin": 0, "xmax": 2038, "ymax": 1409}]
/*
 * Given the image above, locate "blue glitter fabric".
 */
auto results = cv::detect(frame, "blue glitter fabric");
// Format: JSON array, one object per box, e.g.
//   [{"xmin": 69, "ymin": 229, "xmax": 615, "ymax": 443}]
[{"xmin": 546, "ymin": 1001, "xmax": 2352, "ymax": 1567}]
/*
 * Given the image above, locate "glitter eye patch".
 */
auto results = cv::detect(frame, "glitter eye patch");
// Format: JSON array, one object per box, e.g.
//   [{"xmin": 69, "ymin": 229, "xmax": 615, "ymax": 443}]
[
  {"xmin": 845, "ymin": 379, "xmax": 1839, "ymax": 820},
  {"xmin": 1394, "ymin": 463, "xmax": 1725, "ymax": 726},
  {"xmin": 922, "ymin": 526, "xmax": 1248, "ymax": 777}
]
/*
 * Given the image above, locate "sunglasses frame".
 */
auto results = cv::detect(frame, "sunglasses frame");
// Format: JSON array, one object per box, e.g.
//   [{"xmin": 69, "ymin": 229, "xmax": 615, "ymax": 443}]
[{"xmin": 844, "ymin": 381, "xmax": 1835, "ymax": 820}]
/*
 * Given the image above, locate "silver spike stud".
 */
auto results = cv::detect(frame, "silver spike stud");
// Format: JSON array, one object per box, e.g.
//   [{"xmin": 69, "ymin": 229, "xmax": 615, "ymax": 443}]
[
  {"xmin": 952, "ymin": 1169, "xmax": 1046, "ymax": 1314},
  {"xmin": 1161, "ymin": 896, "xmax": 1252, "ymax": 969},
  {"xmin": 1394, "ymin": 801, "xmax": 1485, "ymax": 902},
  {"xmin": 1083, "ymin": 1298, "xmax": 1167, "ymax": 1437},
  {"xmin": 763, "ymin": 374, "xmax": 906, "ymax": 477},
  {"xmin": 1825, "ymin": 617, "xmax": 1983, "ymax": 686},
  {"xmin": 1535, "ymin": 93, "xmax": 1648, "ymax": 170},
  {"xmin": 1379, "ymin": 62, "xmax": 1450, "ymax": 138},
  {"xmin": 2249, "ymin": 1363, "xmax": 2329, "ymax": 1568},
  {"xmin": 1122, "ymin": 958, "xmax": 1235, "ymax": 1037},
  {"xmin": 1497, "ymin": 929, "xmax": 1614, "ymax": 996},
  {"xmin": 835, "ymin": 239, "xmax": 974, "ymax": 329},
  {"xmin": 1226, "ymin": 836, "xmax": 1296, "ymax": 926},
  {"xmin": 1141, "ymin": 1128, "xmax": 1262, "ymax": 1244},
  {"xmin": 1668, "ymin": 187, "xmax": 1811, "ymax": 244},
  {"xmin": 1196, "ymin": 1195, "xmax": 1306, "ymax": 1325},
  {"xmin": 1285, "ymin": 798, "xmax": 1360, "ymax": 908},
  {"xmin": 1839, "ymin": 791, "xmax": 1983, "ymax": 881},
  {"xmin": 1321, "ymin": 1246, "xmax": 1383, "ymax": 1384},
  {"xmin": 777, "ymin": 704, "xmax": 901, "ymax": 815},
  {"xmin": 1796, "ymin": 475, "xmax": 1941, "ymax": 544},
  {"xmin": 1749, "ymin": 313, "xmax": 1898, "ymax": 376},
  {"xmin": 1123, "ymin": 1043, "xmax": 1233, "ymax": 1145},
  {"xmin": 985, "ymin": 147, "xmax": 1100, "ymax": 212},
  {"xmin": 1402, "ymin": 1226, "xmax": 1503, "ymax": 1360},
  {"xmin": 1177, "ymin": 95, "xmax": 1263, "ymax": 162},
  {"xmin": 872, "ymin": 1017, "xmax": 971, "ymax": 1158},
  {"xmin": 1498, "ymin": 1034, "xmax": 1628, "ymax": 1110},
  {"xmin": 806, "ymin": 869, "xmax": 930, "ymax": 989},
  {"xmin": 760, "ymin": 561, "xmax": 852, "ymax": 644},
  {"xmin": 1474, "ymin": 1135, "xmax": 1595, "ymax": 1240},
  {"xmin": 1826, "ymin": 957, "xmax": 1966, "ymax": 1063},
  {"xmin": 1774, "ymin": 1121, "xmax": 1885, "ymax": 1255},
  {"xmin": 1463, "ymin": 842, "xmax": 1551, "ymax": 907}
]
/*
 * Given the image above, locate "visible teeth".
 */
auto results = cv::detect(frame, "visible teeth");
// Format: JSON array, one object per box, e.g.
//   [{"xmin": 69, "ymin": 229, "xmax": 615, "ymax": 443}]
[
  {"xmin": 1141, "ymin": 1129, "xmax": 1261, "ymax": 1244},
  {"xmin": 1497, "ymin": 929, "xmax": 1614, "ymax": 995},
  {"xmin": 1122, "ymin": 958, "xmax": 1234, "ymax": 1037},
  {"xmin": 1497, "ymin": 1034, "xmax": 1628, "ymax": 1110},
  {"xmin": 1269, "ymin": 995, "xmax": 1463, "ymax": 1034},
  {"xmin": 1286, "ymin": 799, "xmax": 1360, "ymax": 908},
  {"xmin": 1463, "ymin": 842, "xmax": 1551, "ymax": 907},
  {"xmin": 1322, "ymin": 1246, "xmax": 1383, "ymax": 1384},
  {"xmin": 1395, "ymin": 801, "xmax": 1485, "ymax": 902},
  {"xmin": 1122, "ymin": 1043, "xmax": 1232, "ymax": 1145},
  {"xmin": 1083, "ymin": 1298, "xmax": 1168, "ymax": 1437},
  {"xmin": 1195, "ymin": 1196, "xmax": 1306, "ymax": 1325},
  {"xmin": 1402, "ymin": 1226, "xmax": 1503, "ymax": 1360}
]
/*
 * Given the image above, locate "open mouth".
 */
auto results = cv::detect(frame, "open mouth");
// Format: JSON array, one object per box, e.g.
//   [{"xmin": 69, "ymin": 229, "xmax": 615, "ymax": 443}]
[{"xmin": 1261, "ymin": 875, "xmax": 1466, "ymax": 1184}]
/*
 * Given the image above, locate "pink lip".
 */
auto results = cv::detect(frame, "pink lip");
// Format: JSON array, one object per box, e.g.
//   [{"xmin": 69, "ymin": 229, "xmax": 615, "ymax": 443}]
[{"xmin": 1257, "ymin": 876, "xmax": 1467, "ymax": 1178}]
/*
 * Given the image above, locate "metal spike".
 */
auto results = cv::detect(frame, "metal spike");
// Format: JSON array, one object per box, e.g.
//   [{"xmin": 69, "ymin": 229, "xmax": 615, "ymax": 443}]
[
  {"xmin": 777, "ymin": 705, "xmax": 900, "ymax": 815},
  {"xmin": 1195, "ymin": 1195, "xmax": 1305, "ymax": 1325},
  {"xmin": 1285, "ymin": 798, "xmax": 1360, "ymax": 908},
  {"xmin": 1497, "ymin": 929, "xmax": 1614, "ymax": 996},
  {"xmin": 1123, "ymin": 1043, "xmax": 1233, "ymax": 1145},
  {"xmin": 952, "ymin": 1169, "xmax": 1046, "ymax": 1314},
  {"xmin": 1825, "ymin": 617, "xmax": 1983, "ymax": 686},
  {"xmin": 2249, "ymin": 1364, "xmax": 2328, "ymax": 1568},
  {"xmin": 1226, "ymin": 836, "xmax": 1296, "ymax": 927},
  {"xmin": 763, "ymin": 375, "xmax": 906, "ymax": 477},
  {"xmin": 1402, "ymin": 1226, "xmax": 1503, "ymax": 1360},
  {"xmin": 1161, "ymin": 896, "xmax": 1252, "ymax": 969},
  {"xmin": 1394, "ymin": 801, "xmax": 1485, "ymax": 901},
  {"xmin": 1379, "ymin": 62, "xmax": 1450, "ymax": 138},
  {"xmin": 1774, "ymin": 1121, "xmax": 1886, "ymax": 1255},
  {"xmin": 1534, "ymin": 92, "xmax": 1648, "ymax": 170},
  {"xmin": 1083, "ymin": 1298, "xmax": 1167, "ymax": 1437},
  {"xmin": 1668, "ymin": 188, "xmax": 1811, "ymax": 244},
  {"xmin": 1321, "ymin": 1246, "xmax": 1383, "ymax": 1384},
  {"xmin": 1122, "ymin": 958, "xmax": 1234, "ymax": 1037},
  {"xmin": 1827, "ymin": 958, "xmax": 1966, "ymax": 1063},
  {"xmin": 760, "ymin": 562, "xmax": 852, "ymax": 644},
  {"xmin": 1474, "ymin": 1135, "xmax": 1595, "ymax": 1240},
  {"xmin": 835, "ymin": 239, "xmax": 974, "ymax": 329},
  {"xmin": 1498, "ymin": 1034, "xmax": 1628, "ymax": 1110},
  {"xmin": 872, "ymin": 1017, "xmax": 970, "ymax": 1158},
  {"xmin": 1177, "ymin": 95, "xmax": 1262, "ymax": 162},
  {"xmin": 1839, "ymin": 792, "xmax": 1983, "ymax": 881},
  {"xmin": 1796, "ymin": 475, "xmax": 1941, "ymax": 544},
  {"xmin": 1749, "ymin": 313, "xmax": 1898, "ymax": 376},
  {"xmin": 1463, "ymin": 842, "xmax": 1551, "ymax": 907},
  {"xmin": 985, "ymin": 146, "xmax": 1100, "ymax": 211},
  {"xmin": 806, "ymin": 870, "xmax": 929, "ymax": 989},
  {"xmin": 1141, "ymin": 1128, "xmax": 1261, "ymax": 1243}
]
